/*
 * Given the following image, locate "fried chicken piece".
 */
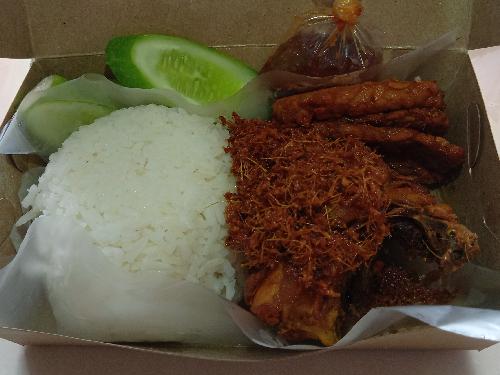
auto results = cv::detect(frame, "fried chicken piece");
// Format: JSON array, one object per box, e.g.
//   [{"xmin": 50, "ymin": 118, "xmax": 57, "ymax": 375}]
[
  {"xmin": 350, "ymin": 108, "xmax": 449, "ymax": 135},
  {"xmin": 224, "ymin": 117, "xmax": 478, "ymax": 346},
  {"xmin": 224, "ymin": 117, "xmax": 391, "ymax": 346},
  {"xmin": 316, "ymin": 122, "xmax": 465, "ymax": 175},
  {"xmin": 388, "ymin": 209, "xmax": 479, "ymax": 272},
  {"xmin": 273, "ymin": 80, "xmax": 445, "ymax": 125},
  {"xmin": 342, "ymin": 180, "xmax": 479, "ymax": 334},
  {"xmin": 245, "ymin": 265, "xmax": 341, "ymax": 346},
  {"xmin": 385, "ymin": 179, "xmax": 478, "ymax": 270}
]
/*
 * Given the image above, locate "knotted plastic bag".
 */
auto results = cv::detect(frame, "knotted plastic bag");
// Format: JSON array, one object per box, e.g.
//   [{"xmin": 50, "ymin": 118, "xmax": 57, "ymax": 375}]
[{"xmin": 261, "ymin": 0, "xmax": 381, "ymax": 79}]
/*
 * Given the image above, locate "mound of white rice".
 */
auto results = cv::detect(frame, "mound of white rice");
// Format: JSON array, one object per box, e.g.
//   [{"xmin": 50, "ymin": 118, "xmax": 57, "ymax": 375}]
[{"xmin": 18, "ymin": 105, "xmax": 237, "ymax": 300}]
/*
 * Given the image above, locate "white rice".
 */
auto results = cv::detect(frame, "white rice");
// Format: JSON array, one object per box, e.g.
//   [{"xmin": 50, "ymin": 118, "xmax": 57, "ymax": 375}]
[{"xmin": 18, "ymin": 105, "xmax": 237, "ymax": 300}]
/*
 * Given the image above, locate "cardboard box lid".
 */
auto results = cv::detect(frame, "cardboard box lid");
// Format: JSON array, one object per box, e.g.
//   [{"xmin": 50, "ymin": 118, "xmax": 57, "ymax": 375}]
[
  {"xmin": 470, "ymin": 0, "xmax": 500, "ymax": 49},
  {"xmin": 1, "ymin": 0, "xmax": 491, "ymax": 59},
  {"xmin": 0, "ymin": 1, "xmax": 32, "ymax": 58},
  {"xmin": 0, "ymin": 0, "xmax": 499, "ymax": 361}
]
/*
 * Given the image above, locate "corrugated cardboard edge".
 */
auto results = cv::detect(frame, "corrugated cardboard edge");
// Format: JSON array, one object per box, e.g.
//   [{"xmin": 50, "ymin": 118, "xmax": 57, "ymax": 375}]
[{"xmin": 0, "ymin": 325, "xmax": 495, "ymax": 362}]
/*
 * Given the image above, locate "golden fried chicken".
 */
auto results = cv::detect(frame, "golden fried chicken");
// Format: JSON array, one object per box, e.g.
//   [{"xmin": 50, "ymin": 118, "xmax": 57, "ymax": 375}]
[
  {"xmin": 245, "ymin": 265, "xmax": 341, "ymax": 345},
  {"xmin": 224, "ymin": 117, "xmax": 391, "ymax": 345},
  {"xmin": 223, "ymin": 117, "xmax": 478, "ymax": 346}
]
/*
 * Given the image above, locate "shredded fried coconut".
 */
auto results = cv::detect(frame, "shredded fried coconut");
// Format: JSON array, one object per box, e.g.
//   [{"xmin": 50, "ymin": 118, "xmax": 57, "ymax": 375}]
[{"xmin": 223, "ymin": 115, "xmax": 391, "ymax": 289}]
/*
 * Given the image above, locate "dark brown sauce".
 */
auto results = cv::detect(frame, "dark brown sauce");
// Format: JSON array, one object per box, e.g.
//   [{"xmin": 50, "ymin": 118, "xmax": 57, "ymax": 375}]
[{"xmin": 261, "ymin": 28, "xmax": 381, "ymax": 77}]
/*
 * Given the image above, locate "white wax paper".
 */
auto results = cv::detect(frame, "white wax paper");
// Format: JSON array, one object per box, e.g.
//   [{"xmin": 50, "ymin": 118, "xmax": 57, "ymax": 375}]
[
  {"xmin": 0, "ymin": 114, "xmax": 36, "ymax": 154},
  {"xmin": 0, "ymin": 216, "xmax": 250, "ymax": 346},
  {"xmin": 0, "ymin": 73, "xmax": 274, "ymax": 156}
]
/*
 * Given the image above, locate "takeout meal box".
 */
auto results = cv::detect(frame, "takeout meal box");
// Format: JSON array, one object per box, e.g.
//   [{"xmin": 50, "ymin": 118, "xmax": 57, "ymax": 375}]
[{"xmin": 0, "ymin": 0, "xmax": 499, "ymax": 361}]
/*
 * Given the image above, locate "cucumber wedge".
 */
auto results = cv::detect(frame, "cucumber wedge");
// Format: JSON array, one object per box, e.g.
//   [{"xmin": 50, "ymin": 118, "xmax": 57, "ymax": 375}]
[
  {"xmin": 23, "ymin": 100, "xmax": 115, "ymax": 157},
  {"xmin": 47, "ymin": 74, "xmax": 67, "ymax": 87},
  {"xmin": 106, "ymin": 34, "xmax": 257, "ymax": 104},
  {"xmin": 35, "ymin": 74, "xmax": 67, "ymax": 90}
]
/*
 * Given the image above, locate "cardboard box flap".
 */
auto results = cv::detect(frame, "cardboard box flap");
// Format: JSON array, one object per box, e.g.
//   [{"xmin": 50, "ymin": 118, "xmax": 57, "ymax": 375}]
[
  {"xmin": 0, "ymin": 325, "xmax": 495, "ymax": 360},
  {"xmin": 0, "ymin": 0, "xmax": 32, "ymax": 58},
  {"xmin": 0, "ymin": 327, "xmax": 297, "ymax": 361},
  {"xmin": 14, "ymin": 0, "xmax": 473, "ymax": 59},
  {"xmin": 19, "ymin": 0, "xmax": 309, "ymax": 58},
  {"xmin": 469, "ymin": 0, "xmax": 500, "ymax": 49},
  {"xmin": 0, "ymin": 0, "xmax": 500, "ymax": 359}
]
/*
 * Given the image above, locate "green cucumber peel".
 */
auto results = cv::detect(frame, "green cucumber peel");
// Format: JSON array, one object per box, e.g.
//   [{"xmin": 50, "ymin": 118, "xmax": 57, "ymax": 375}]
[{"xmin": 106, "ymin": 34, "xmax": 257, "ymax": 104}]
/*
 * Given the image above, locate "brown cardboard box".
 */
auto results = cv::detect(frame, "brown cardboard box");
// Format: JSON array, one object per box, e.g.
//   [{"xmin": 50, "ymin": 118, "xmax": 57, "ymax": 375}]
[{"xmin": 0, "ymin": 0, "xmax": 499, "ymax": 361}]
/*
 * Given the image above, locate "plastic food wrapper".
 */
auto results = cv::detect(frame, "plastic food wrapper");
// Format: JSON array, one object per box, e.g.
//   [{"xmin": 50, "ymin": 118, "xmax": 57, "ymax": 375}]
[
  {"xmin": 0, "ymin": 73, "xmax": 274, "ymax": 158},
  {"xmin": 261, "ymin": 0, "xmax": 381, "ymax": 78},
  {"xmin": 0, "ymin": 215, "xmax": 251, "ymax": 345},
  {"xmin": 257, "ymin": 29, "xmax": 457, "ymax": 97},
  {"xmin": 260, "ymin": 0, "xmax": 458, "ymax": 94}
]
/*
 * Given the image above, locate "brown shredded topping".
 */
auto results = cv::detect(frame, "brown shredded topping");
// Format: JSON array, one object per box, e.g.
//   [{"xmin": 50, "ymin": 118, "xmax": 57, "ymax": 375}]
[{"xmin": 223, "ymin": 115, "xmax": 391, "ymax": 289}]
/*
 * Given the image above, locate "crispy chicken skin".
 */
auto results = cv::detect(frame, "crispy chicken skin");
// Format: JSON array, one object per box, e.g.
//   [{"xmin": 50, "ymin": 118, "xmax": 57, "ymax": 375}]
[
  {"xmin": 385, "ymin": 179, "xmax": 479, "ymax": 272},
  {"xmin": 343, "ymin": 198, "xmax": 479, "ymax": 333},
  {"xmin": 273, "ymin": 80, "xmax": 445, "ymax": 125}
]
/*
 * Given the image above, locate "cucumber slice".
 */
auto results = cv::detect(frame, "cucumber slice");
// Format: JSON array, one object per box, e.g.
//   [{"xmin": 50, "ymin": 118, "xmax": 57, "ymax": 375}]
[
  {"xmin": 106, "ymin": 34, "xmax": 257, "ymax": 104},
  {"xmin": 49, "ymin": 74, "xmax": 67, "ymax": 87},
  {"xmin": 22, "ymin": 100, "xmax": 115, "ymax": 156},
  {"xmin": 34, "ymin": 74, "xmax": 67, "ymax": 91},
  {"xmin": 18, "ymin": 75, "xmax": 68, "ymax": 112}
]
